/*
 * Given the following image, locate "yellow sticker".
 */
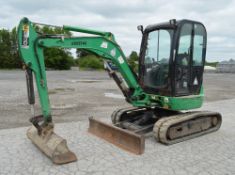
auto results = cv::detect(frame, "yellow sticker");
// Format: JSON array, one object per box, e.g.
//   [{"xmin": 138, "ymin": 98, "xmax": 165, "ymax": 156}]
[
  {"xmin": 23, "ymin": 25, "xmax": 29, "ymax": 32},
  {"xmin": 22, "ymin": 24, "xmax": 29, "ymax": 48}
]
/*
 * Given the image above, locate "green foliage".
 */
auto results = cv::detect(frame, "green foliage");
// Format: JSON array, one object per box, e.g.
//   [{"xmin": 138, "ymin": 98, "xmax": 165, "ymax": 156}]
[
  {"xmin": 36, "ymin": 25, "xmax": 74, "ymax": 70},
  {"xmin": 205, "ymin": 61, "xmax": 218, "ymax": 67},
  {"xmin": 44, "ymin": 48, "xmax": 74, "ymax": 70},
  {"xmin": 76, "ymin": 50, "xmax": 139, "ymax": 71},
  {"xmin": 128, "ymin": 51, "xmax": 139, "ymax": 73},
  {"xmin": 34, "ymin": 25, "xmax": 72, "ymax": 36},
  {"xmin": 0, "ymin": 25, "xmax": 74, "ymax": 70},
  {"xmin": 0, "ymin": 28, "xmax": 21, "ymax": 69},
  {"xmin": 76, "ymin": 49, "xmax": 90, "ymax": 58},
  {"xmin": 76, "ymin": 54, "xmax": 104, "ymax": 70}
]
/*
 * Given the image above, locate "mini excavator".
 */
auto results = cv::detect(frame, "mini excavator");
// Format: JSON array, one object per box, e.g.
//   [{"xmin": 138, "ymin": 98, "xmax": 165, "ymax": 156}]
[{"xmin": 17, "ymin": 17, "xmax": 222, "ymax": 164}]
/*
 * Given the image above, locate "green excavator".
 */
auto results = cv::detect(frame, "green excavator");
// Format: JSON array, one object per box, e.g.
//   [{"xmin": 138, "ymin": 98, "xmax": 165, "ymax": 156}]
[{"xmin": 17, "ymin": 17, "xmax": 222, "ymax": 164}]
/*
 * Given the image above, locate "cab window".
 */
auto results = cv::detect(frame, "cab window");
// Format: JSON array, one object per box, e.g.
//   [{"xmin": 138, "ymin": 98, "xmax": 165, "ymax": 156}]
[
  {"xmin": 193, "ymin": 24, "xmax": 206, "ymax": 66},
  {"xmin": 143, "ymin": 29, "xmax": 173, "ymax": 88}
]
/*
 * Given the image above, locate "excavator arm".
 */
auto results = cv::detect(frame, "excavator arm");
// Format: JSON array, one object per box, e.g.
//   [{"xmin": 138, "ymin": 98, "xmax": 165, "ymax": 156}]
[
  {"xmin": 17, "ymin": 17, "xmax": 148, "ymax": 163},
  {"xmin": 18, "ymin": 17, "xmax": 146, "ymax": 122}
]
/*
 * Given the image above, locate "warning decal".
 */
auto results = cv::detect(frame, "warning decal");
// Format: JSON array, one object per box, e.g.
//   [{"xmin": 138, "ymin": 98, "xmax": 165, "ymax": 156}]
[{"xmin": 22, "ymin": 24, "xmax": 29, "ymax": 48}]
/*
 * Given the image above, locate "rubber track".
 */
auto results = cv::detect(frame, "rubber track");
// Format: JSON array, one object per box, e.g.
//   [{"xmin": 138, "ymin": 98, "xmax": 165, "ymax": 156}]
[
  {"xmin": 111, "ymin": 106, "xmax": 137, "ymax": 124},
  {"xmin": 111, "ymin": 106, "xmax": 147, "ymax": 124},
  {"xmin": 153, "ymin": 111, "xmax": 222, "ymax": 145}
]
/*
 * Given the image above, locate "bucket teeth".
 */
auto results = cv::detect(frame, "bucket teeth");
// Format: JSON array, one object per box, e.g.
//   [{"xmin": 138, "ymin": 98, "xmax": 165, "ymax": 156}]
[{"xmin": 27, "ymin": 125, "xmax": 77, "ymax": 164}]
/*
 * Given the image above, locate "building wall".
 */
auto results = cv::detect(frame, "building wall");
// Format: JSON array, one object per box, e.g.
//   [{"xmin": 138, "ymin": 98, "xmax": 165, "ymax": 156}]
[{"xmin": 216, "ymin": 63, "xmax": 235, "ymax": 73}]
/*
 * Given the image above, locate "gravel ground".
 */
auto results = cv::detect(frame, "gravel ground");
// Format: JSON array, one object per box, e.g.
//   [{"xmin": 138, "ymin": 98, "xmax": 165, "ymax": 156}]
[
  {"xmin": 0, "ymin": 98, "xmax": 235, "ymax": 175},
  {"xmin": 1, "ymin": 70, "xmax": 235, "ymax": 129}
]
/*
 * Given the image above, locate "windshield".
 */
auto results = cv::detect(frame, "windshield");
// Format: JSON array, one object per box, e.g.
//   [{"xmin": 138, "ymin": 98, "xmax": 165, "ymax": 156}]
[{"xmin": 143, "ymin": 29, "xmax": 173, "ymax": 88}]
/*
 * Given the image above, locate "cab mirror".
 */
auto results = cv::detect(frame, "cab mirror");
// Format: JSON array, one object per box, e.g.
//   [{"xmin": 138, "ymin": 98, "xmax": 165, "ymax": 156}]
[{"xmin": 137, "ymin": 25, "xmax": 144, "ymax": 34}]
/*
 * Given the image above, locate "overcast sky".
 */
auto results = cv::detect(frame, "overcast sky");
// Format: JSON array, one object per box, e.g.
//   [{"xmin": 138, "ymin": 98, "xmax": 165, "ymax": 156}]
[{"xmin": 1, "ymin": 0, "xmax": 235, "ymax": 61}]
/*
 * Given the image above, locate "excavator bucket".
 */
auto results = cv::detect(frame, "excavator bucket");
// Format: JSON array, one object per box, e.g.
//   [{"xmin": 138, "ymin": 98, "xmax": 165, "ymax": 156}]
[
  {"xmin": 27, "ymin": 125, "xmax": 77, "ymax": 164},
  {"xmin": 88, "ymin": 117, "xmax": 145, "ymax": 154}
]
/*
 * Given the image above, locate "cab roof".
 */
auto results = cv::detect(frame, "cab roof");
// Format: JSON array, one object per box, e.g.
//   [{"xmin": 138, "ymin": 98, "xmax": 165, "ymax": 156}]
[{"xmin": 144, "ymin": 19, "xmax": 204, "ymax": 33}]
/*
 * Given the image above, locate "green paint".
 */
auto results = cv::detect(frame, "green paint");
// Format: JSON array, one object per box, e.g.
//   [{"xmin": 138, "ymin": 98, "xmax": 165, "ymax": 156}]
[{"xmin": 17, "ymin": 18, "xmax": 52, "ymax": 120}]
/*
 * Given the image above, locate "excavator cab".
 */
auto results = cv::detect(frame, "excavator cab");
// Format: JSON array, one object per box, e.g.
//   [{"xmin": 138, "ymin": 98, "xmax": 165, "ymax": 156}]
[{"xmin": 139, "ymin": 19, "xmax": 206, "ymax": 97}]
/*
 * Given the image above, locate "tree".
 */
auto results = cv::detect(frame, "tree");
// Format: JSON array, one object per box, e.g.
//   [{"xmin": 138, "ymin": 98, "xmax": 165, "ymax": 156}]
[
  {"xmin": 10, "ymin": 27, "xmax": 21, "ymax": 68},
  {"xmin": 75, "ymin": 48, "xmax": 104, "ymax": 70},
  {"xmin": 128, "ymin": 51, "xmax": 139, "ymax": 73},
  {"xmin": 205, "ymin": 61, "xmax": 219, "ymax": 68},
  {"xmin": 36, "ymin": 25, "xmax": 75, "ymax": 70},
  {"xmin": 76, "ymin": 49, "xmax": 90, "ymax": 58},
  {"xmin": 76, "ymin": 55, "xmax": 104, "ymax": 70},
  {"xmin": 44, "ymin": 48, "xmax": 74, "ymax": 70},
  {"xmin": 0, "ymin": 28, "xmax": 21, "ymax": 69},
  {"xmin": 0, "ymin": 29, "xmax": 11, "ymax": 68},
  {"xmin": 0, "ymin": 25, "xmax": 74, "ymax": 70}
]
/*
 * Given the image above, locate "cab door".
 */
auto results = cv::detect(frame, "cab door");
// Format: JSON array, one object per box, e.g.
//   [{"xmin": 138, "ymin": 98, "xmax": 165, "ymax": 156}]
[
  {"xmin": 174, "ymin": 23, "xmax": 193, "ymax": 96},
  {"xmin": 190, "ymin": 24, "xmax": 206, "ymax": 94},
  {"xmin": 174, "ymin": 22, "xmax": 206, "ymax": 96}
]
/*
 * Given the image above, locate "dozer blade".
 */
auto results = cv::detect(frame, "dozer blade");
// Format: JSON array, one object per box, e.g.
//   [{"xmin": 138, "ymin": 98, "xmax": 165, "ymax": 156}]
[
  {"xmin": 88, "ymin": 117, "xmax": 145, "ymax": 155},
  {"xmin": 27, "ymin": 125, "xmax": 77, "ymax": 164}
]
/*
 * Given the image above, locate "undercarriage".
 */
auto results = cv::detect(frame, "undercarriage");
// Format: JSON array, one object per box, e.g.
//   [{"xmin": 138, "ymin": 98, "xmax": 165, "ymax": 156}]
[
  {"xmin": 89, "ymin": 106, "xmax": 222, "ymax": 154},
  {"xmin": 112, "ymin": 107, "xmax": 221, "ymax": 144}
]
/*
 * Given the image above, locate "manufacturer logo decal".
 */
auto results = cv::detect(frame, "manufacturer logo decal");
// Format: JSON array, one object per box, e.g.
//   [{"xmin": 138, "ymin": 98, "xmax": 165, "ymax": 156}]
[{"xmin": 71, "ymin": 41, "xmax": 87, "ymax": 46}]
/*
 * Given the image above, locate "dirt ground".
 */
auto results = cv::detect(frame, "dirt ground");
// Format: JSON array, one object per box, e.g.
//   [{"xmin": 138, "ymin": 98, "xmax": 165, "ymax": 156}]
[{"xmin": 0, "ymin": 70, "xmax": 235, "ymax": 129}]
